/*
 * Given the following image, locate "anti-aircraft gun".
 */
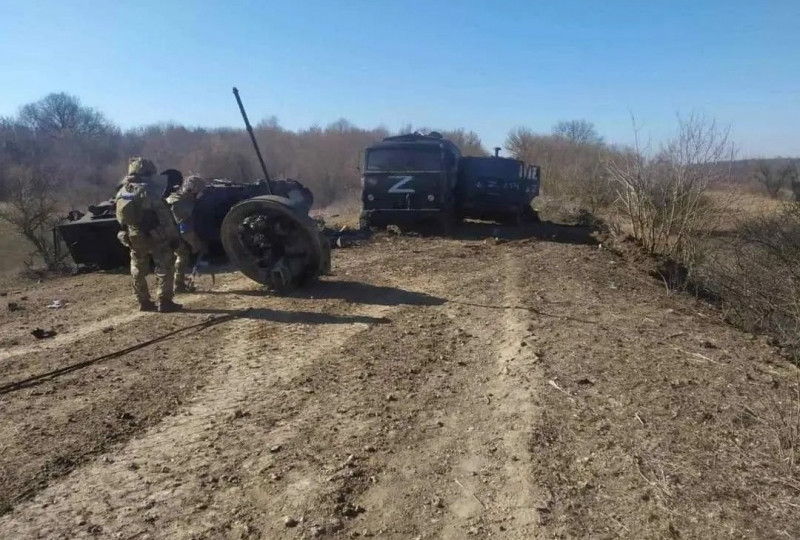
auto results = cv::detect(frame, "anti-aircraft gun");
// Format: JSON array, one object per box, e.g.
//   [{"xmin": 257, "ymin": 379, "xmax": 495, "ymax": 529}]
[{"xmin": 55, "ymin": 88, "xmax": 330, "ymax": 290}]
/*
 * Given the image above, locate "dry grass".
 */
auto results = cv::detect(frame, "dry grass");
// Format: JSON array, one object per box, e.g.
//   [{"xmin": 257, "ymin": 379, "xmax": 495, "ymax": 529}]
[
  {"xmin": 313, "ymin": 198, "xmax": 362, "ymax": 230},
  {"xmin": 709, "ymin": 188, "xmax": 785, "ymax": 229},
  {"xmin": 0, "ymin": 216, "xmax": 36, "ymax": 276}
]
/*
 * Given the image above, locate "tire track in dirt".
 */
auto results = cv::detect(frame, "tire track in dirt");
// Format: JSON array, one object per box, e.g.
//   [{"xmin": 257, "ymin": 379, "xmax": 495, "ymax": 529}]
[
  {"xmin": 423, "ymin": 248, "xmax": 545, "ymax": 538},
  {"xmin": 304, "ymin": 242, "xmax": 546, "ymax": 539},
  {"xmin": 454, "ymin": 250, "xmax": 545, "ymax": 535},
  {"xmin": 0, "ymin": 302, "xmax": 397, "ymax": 539},
  {"xmin": 0, "ymin": 275, "xmax": 249, "ymax": 363},
  {"xmin": 0, "ymin": 252, "xmax": 442, "ymax": 539}
]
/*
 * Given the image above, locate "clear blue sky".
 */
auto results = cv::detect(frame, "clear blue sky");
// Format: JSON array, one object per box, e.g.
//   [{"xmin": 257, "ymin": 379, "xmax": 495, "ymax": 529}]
[{"xmin": 1, "ymin": 0, "xmax": 798, "ymax": 157}]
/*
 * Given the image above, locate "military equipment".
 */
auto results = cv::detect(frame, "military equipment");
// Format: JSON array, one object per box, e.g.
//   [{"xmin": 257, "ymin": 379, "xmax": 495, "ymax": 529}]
[
  {"xmin": 233, "ymin": 87, "xmax": 272, "ymax": 190},
  {"xmin": 359, "ymin": 131, "xmax": 461, "ymax": 232},
  {"xmin": 455, "ymin": 148, "xmax": 541, "ymax": 224},
  {"xmin": 54, "ymin": 88, "xmax": 331, "ymax": 289},
  {"xmin": 358, "ymin": 135, "xmax": 542, "ymax": 232}
]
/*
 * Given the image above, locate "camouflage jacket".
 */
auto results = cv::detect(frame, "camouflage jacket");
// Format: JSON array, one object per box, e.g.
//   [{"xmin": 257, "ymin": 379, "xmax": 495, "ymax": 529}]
[
  {"xmin": 165, "ymin": 191, "xmax": 197, "ymax": 226},
  {"xmin": 115, "ymin": 175, "xmax": 180, "ymax": 244}
]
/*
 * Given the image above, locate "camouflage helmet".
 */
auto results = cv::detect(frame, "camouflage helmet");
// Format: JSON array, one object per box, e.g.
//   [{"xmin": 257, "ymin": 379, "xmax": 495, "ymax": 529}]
[
  {"xmin": 127, "ymin": 157, "xmax": 157, "ymax": 177},
  {"xmin": 181, "ymin": 175, "xmax": 207, "ymax": 195}
]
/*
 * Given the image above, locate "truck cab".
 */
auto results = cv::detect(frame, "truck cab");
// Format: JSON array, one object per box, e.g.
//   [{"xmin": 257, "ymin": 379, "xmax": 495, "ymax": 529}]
[
  {"xmin": 359, "ymin": 132, "xmax": 461, "ymax": 230},
  {"xmin": 455, "ymin": 150, "xmax": 540, "ymax": 224}
]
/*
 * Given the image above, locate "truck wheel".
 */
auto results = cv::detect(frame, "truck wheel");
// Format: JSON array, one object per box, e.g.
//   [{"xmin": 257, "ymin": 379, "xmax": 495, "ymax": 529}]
[
  {"xmin": 440, "ymin": 209, "xmax": 457, "ymax": 237},
  {"xmin": 220, "ymin": 195, "xmax": 324, "ymax": 289},
  {"xmin": 506, "ymin": 207, "xmax": 523, "ymax": 226},
  {"xmin": 523, "ymin": 205, "xmax": 540, "ymax": 223}
]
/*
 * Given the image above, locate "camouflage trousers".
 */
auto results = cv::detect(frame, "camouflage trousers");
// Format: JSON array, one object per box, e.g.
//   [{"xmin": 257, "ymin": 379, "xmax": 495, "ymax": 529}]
[
  {"xmin": 128, "ymin": 234, "xmax": 176, "ymax": 304},
  {"xmin": 174, "ymin": 230, "xmax": 206, "ymax": 287},
  {"xmin": 174, "ymin": 241, "xmax": 192, "ymax": 286}
]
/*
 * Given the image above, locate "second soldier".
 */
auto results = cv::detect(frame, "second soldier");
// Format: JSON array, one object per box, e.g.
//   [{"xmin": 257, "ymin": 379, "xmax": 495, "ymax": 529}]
[{"xmin": 167, "ymin": 175, "xmax": 208, "ymax": 292}]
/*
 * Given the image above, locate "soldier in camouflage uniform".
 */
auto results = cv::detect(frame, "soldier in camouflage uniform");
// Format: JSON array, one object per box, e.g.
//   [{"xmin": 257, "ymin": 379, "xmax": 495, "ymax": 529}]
[
  {"xmin": 166, "ymin": 175, "xmax": 208, "ymax": 292},
  {"xmin": 115, "ymin": 157, "xmax": 183, "ymax": 313}
]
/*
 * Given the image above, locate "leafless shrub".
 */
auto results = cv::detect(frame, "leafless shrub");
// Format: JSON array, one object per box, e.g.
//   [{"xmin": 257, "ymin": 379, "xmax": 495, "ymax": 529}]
[
  {"xmin": 0, "ymin": 165, "xmax": 67, "ymax": 269},
  {"xmin": 505, "ymin": 127, "xmax": 615, "ymax": 215},
  {"xmin": 706, "ymin": 202, "xmax": 800, "ymax": 358},
  {"xmin": 605, "ymin": 114, "xmax": 735, "ymax": 265},
  {"xmin": 753, "ymin": 160, "xmax": 784, "ymax": 198},
  {"xmin": 780, "ymin": 162, "xmax": 800, "ymax": 201}
]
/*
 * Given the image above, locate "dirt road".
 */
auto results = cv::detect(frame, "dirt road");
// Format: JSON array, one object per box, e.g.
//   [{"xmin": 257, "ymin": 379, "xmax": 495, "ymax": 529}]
[{"xmin": 0, "ymin": 224, "xmax": 797, "ymax": 539}]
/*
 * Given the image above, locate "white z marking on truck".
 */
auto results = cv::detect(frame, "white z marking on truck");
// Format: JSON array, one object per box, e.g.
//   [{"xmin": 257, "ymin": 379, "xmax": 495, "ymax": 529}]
[{"xmin": 387, "ymin": 176, "xmax": 415, "ymax": 194}]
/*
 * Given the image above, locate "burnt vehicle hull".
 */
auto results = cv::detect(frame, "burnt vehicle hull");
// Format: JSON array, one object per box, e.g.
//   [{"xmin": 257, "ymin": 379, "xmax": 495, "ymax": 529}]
[
  {"xmin": 56, "ymin": 215, "xmax": 129, "ymax": 270},
  {"xmin": 55, "ymin": 179, "xmax": 319, "ymax": 282}
]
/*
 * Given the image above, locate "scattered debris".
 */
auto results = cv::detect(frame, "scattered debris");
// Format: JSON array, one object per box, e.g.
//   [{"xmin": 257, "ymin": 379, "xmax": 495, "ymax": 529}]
[
  {"xmin": 340, "ymin": 503, "xmax": 366, "ymax": 517},
  {"xmin": 46, "ymin": 299, "xmax": 67, "ymax": 309},
  {"xmin": 454, "ymin": 478, "xmax": 486, "ymax": 510},
  {"xmin": 547, "ymin": 379, "xmax": 576, "ymax": 402},
  {"xmin": 31, "ymin": 328, "xmax": 57, "ymax": 339}
]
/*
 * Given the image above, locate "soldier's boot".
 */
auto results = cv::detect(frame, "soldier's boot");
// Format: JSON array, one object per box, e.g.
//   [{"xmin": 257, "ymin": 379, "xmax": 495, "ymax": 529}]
[
  {"xmin": 139, "ymin": 299, "xmax": 157, "ymax": 312},
  {"xmin": 158, "ymin": 299, "xmax": 183, "ymax": 313},
  {"xmin": 174, "ymin": 279, "xmax": 188, "ymax": 294}
]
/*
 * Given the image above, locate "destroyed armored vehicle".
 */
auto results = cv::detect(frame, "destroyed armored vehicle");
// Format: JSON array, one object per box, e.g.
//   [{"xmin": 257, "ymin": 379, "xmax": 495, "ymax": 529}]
[
  {"xmin": 55, "ymin": 87, "xmax": 330, "ymax": 290},
  {"xmin": 455, "ymin": 148, "xmax": 541, "ymax": 224},
  {"xmin": 359, "ymin": 131, "xmax": 461, "ymax": 231},
  {"xmin": 57, "ymin": 178, "xmax": 313, "ymax": 265}
]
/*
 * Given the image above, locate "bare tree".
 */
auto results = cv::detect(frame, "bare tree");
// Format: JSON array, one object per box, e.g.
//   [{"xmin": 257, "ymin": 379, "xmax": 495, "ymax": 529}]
[
  {"xmin": 779, "ymin": 162, "xmax": 800, "ymax": 201},
  {"xmin": 753, "ymin": 160, "xmax": 784, "ymax": 198},
  {"xmin": 0, "ymin": 165, "xmax": 64, "ymax": 268},
  {"xmin": 440, "ymin": 128, "xmax": 487, "ymax": 156},
  {"xmin": 18, "ymin": 92, "xmax": 115, "ymax": 139},
  {"xmin": 606, "ymin": 113, "xmax": 735, "ymax": 263},
  {"xmin": 552, "ymin": 120, "xmax": 603, "ymax": 145},
  {"xmin": 504, "ymin": 127, "xmax": 538, "ymax": 163}
]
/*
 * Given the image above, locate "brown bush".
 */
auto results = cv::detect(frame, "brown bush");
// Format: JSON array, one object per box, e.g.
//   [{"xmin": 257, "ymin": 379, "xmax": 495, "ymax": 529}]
[
  {"xmin": 505, "ymin": 127, "xmax": 614, "ymax": 214},
  {"xmin": 605, "ymin": 114, "xmax": 735, "ymax": 265},
  {"xmin": 705, "ymin": 202, "xmax": 800, "ymax": 359},
  {"xmin": 0, "ymin": 165, "xmax": 66, "ymax": 268}
]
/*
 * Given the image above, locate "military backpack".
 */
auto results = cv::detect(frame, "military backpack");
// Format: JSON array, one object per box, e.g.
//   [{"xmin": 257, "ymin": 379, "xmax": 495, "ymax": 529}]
[{"xmin": 115, "ymin": 181, "xmax": 159, "ymax": 233}]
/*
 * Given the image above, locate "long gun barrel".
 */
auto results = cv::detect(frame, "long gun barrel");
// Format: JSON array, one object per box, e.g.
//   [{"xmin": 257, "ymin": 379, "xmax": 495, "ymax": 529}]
[{"xmin": 232, "ymin": 87, "xmax": 272, "ymax": 193}]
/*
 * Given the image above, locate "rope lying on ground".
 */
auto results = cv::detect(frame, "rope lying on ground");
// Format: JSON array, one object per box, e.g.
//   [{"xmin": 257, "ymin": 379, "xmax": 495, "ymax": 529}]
[{"xmin": 0, "ymin": 309, "xmax": 251, "ymax": 396}]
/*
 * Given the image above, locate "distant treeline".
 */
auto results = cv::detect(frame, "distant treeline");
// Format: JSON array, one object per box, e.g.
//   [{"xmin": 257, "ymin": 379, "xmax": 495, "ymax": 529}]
[
  {"xmin": 2, "ymin": 92, "xmax": 795, "ymax": 213},
  {"xmin": 0, "ymin": 92, "xmax": 487, "ymax": 209}
]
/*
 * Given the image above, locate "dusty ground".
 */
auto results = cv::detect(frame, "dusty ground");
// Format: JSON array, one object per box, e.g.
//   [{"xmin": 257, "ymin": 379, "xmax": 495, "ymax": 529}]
[{"xmin": 0, "ymin": 222, "xmax": 798, "ymax": 539}]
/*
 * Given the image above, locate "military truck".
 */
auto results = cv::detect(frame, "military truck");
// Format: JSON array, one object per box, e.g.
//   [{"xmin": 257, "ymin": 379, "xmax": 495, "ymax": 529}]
[
  {"xmin": 359, "ymin": 132, "xmax": 461, "ymax": 231},
  {"xmin": 455, "ymin": 148, "xmax": 540, "ymax": 224}
]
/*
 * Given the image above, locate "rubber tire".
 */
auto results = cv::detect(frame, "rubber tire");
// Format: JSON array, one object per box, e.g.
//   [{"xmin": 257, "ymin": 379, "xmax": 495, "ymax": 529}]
[{"xmin": 220, "ymin": 195, "xmax": 325, "ymax": 288}]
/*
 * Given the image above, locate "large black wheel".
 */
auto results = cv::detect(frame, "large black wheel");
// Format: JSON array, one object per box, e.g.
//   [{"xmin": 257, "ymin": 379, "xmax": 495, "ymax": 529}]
[
  {"xmin": 522, "ymin": 204, "xmax": 540, "ymax": 223},
  {"xmin": 220, "ymin": 195, "xmax": 325, "ymax": 289}
]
